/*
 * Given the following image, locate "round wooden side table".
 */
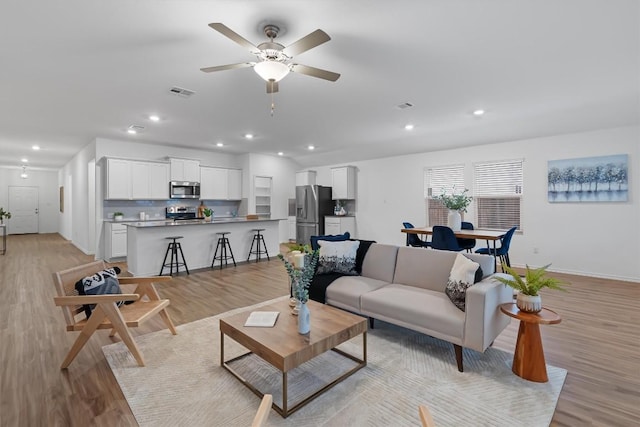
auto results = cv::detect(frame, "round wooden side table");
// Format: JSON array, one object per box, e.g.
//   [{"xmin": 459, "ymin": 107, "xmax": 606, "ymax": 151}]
[{"xmin": 499, "ymin": 302, "xmax": 561, "ymax": 383}]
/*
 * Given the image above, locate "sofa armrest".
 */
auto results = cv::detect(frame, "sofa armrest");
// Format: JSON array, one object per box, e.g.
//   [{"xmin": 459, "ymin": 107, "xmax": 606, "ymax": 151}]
[{"xmin": 462, "ymin": 276, "xmax": 513, "ymax": 352}]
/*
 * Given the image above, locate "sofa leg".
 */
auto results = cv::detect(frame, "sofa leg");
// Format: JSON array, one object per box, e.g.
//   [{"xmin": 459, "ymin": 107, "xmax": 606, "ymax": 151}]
[
  {"xmin": 368, "ymin": 317, "xmax": 375, "ymax": 329},
  {"xmin": 454, "ymin": 344, "xmax": 463, "ymax": 372}
]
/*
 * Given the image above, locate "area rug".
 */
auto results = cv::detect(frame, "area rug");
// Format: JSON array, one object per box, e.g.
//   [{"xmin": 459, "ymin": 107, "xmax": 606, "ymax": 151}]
[{"xmin": 103, "ymin": 296, "xmax": 567, "ymax": 426}]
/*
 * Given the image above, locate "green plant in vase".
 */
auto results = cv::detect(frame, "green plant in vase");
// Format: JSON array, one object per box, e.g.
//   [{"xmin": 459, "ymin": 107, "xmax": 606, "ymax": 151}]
[
  {"xmin": 494, "ymin": 264, "xmax": 568, "ymax": 312},
  {"xmin": 277, "ymin": 247, "xmax": 319, "ymax": 304},
  {"xmin": 0, "ymin": 207, "xmax": 11, "ymax": 224},
  {"xmin": 203, "ymin": 208, "xmax": 213, "ymax": 220}
]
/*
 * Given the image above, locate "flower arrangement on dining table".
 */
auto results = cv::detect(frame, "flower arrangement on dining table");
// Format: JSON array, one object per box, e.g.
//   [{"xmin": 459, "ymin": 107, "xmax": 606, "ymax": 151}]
[
  {"xmin": 434, "ymin": 188, "xmax": 473, "ymax": 212},
  {"xmin": 277, "ymin": 245, "xmax": 319, "ymax": 304}
]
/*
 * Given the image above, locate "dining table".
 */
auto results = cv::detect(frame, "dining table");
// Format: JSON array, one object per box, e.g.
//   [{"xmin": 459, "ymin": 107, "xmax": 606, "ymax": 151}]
[{"xmin": 401, "ymin": 226, "xmax": 507, "ymax": 268}]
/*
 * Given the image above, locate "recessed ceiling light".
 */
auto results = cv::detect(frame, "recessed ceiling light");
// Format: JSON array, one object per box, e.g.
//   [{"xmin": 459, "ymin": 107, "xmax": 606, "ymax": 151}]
[
  {"xmin": 244, "ymin": 133, "xmax": 254, "ymax": 139},
  {"xmin": 404, "ymin": 124, "xmax": 415, "ymax": 130},
  {"xmin": 149, "ymin": 115, "xmax": 160, "ymax": 122},
  {"xmin": 21, "ymin": 158, "xmax": 28, "ymax": 163},
  {"xmin": 216, "ymin": 142, "xmax": 224, "ymax": 147},
  {"xmin": 127, "ymin": 129, "xmax": 137, "ymax": 135},
  {"xmin": 32, "ymin": 145, "xmax": 40, "ymax": 151},
  {"xmin": 277, "ymin": 152, "xmax": 283, "ymax": 156},
  {"xmin": 473, "ymin": 109, "xmax": 485, "ymax": 116},
  {"xmin": 308, "ymin": 145, "xmax": 315, "ymax": 150}
]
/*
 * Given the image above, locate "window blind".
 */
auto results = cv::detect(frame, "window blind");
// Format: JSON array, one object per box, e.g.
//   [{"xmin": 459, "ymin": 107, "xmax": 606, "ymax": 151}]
[
  {"xmin": 424, "ymin": 164, "xmax": 464, "ymax": 226},
  {"xmin": 473, "ymin": 159, "xmax": 523, "ymax": 230}
]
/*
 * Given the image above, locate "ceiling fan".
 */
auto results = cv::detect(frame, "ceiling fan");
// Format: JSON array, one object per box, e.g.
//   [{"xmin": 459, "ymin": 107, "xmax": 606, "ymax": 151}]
[{"xmin": 200, "ymin": 23, "xmax": 340, "ymax": 93}]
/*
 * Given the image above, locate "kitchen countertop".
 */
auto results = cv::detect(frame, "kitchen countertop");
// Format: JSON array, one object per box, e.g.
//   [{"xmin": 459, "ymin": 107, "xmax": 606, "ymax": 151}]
[{"xmin": 113, "ymin": 217, "xmax": 283, "ymax": 227}]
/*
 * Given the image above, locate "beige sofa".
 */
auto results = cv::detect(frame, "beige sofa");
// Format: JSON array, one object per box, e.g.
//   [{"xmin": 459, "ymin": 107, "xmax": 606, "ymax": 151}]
[{"xmin": 323, "ymin": 244, "xmax": 512, "ymax": 371}]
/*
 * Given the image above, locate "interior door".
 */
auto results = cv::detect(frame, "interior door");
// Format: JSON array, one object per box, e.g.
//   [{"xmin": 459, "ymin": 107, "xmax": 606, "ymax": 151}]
[{"xmin": 8, "ymin": 186, "xmax": 39, "ymax": 234}]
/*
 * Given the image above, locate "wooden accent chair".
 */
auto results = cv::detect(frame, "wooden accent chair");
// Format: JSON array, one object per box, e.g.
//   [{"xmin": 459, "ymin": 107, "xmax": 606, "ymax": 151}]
[
  {"xmin": 53, "ymin": 260, "xmax": 177, "ymax": 369},
  {"xmin": 250, "ymin": 394, "xmax": 272, "ymax": 427},
  {"xmin": 419, "ymin": 405, "xmax": 436, "ymax": 427}
]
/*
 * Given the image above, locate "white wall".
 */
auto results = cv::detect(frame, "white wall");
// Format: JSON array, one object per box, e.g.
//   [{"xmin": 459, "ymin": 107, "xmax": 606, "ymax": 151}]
[
  {"xmin": 0, "ymin": 167, "xmax": 59, "ymax": 234},
  {"xmin": 312, "ymin": 126, "xmax": 640, "ymax": 282}
]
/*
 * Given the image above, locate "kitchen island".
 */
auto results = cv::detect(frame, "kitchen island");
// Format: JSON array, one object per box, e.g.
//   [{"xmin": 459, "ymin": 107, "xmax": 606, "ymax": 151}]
[{"xmin": 124, "ymin": 218, "xmax": 282, "ymax": 276}]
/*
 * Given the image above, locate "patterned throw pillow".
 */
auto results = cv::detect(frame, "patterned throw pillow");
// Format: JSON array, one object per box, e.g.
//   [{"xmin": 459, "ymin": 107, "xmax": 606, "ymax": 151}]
[
  {"xmin": 316, "ymin": 240, "xmax": 361, "ymax": 275},
  {"xmin": 445, "ymin": 253, "xmax": 480, "ymax": 311},
  {"xmin": 74, "ymin": 267, "xmax": 123, "ymax": 318}
]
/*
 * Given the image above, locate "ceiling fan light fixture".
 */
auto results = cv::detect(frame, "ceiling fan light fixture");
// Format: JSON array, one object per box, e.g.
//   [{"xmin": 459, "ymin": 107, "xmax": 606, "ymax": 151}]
[{"xmin": 254, "ymin": 61, "xmax": 290, "ymax": 82}]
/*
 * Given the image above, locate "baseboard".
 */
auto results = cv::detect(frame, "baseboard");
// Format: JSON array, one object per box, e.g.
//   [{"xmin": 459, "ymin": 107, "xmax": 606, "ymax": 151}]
[{"xmin": 509, "ymin": 263, "xmax": 640, "ymax": 283}]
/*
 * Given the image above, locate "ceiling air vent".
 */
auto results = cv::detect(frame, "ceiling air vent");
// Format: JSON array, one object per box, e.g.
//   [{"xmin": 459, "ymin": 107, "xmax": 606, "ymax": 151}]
[
  {"xmin": 396, "ymin": 102, "xmax": 414, "ymax": 110},
  {"xmin": 169, "ymin": 86, "xmax": 196, "ymax": 98}
]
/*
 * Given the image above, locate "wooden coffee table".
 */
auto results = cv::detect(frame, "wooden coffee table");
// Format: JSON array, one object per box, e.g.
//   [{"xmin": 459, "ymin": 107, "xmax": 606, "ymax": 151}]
[
  {"xmin": 500, "ymin": 303, "xmax": 561, "ymax": 383},
  {"xmin": 219, "ymin": 299, "xmax": 367, "ymax": 417}
]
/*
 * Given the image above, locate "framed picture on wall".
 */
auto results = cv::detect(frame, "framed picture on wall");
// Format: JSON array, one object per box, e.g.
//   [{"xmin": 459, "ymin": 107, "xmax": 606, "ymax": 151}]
[
  {"xmin": 59, "ymin": 186, "xmax": 64, "ymax": 213},
  {"xmin": 548, "ymin": 154, "xmax": 628, "ymax": 203}
]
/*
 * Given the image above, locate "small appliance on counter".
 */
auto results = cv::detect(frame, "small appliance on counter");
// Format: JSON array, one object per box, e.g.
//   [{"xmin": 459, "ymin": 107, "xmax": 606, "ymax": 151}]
[{"xmin": 166, "ymin": 206, "xmax": 197, "ymax": 221}]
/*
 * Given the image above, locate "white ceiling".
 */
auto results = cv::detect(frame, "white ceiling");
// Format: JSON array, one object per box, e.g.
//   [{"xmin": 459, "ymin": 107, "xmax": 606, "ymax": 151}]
[{"xmin": 1, "ymin": 0, "xmax": 638, "ymax": 170}]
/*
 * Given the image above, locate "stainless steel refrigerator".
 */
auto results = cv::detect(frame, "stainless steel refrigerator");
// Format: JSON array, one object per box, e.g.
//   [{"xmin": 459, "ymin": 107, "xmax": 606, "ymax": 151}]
[{"xmin": 296, "ymin": 185, "xmax": 333, "ymax": 245}]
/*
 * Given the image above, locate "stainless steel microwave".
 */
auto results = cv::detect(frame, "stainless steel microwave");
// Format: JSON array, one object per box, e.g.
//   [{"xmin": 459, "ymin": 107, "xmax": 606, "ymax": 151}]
[{"xmin": 170, "ymin": 181, "xmax": 200, "ymax": 199}]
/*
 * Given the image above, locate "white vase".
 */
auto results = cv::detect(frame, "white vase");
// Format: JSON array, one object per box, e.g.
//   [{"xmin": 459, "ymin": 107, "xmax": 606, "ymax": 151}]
[
  {"xmin": 516, "ymin": 293, "xmax": 542, "ymax": 313},
  {"xmin": 298, "ymin": 302, "xmax": 310, "ymax": 334},
  {"xmin": 447, "ymin": 210, "xmax": 462, "ymax": 231}
]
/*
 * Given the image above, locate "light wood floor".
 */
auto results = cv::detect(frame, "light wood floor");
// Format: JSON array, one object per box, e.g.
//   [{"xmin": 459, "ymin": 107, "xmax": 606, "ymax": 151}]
[{"xmin": 0, "ymin": 234, "xmax": 638, "ymax": 426}]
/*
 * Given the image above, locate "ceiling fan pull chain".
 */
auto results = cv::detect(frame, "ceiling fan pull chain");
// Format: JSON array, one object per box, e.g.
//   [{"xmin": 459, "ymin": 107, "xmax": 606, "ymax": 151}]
[{"xmin": 270, "ymin": 84, "xmax": 275, "ymax": 117}]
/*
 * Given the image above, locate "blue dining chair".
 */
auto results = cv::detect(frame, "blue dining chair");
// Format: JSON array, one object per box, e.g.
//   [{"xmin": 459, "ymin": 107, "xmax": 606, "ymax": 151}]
[
  {"xmin": 403, "ymin": 222, "xmax": 431, "ymax": 248},
  {"xmin": 475, "ymin": 226, "xmax": 517, "ymax": 271},
  {"xmin": 431, "ymin": 225, "xmax": 464, "ymax": 252},
  {"xmin": 456, "ymin": 221, "xmax": 476, "ymax": 252}
]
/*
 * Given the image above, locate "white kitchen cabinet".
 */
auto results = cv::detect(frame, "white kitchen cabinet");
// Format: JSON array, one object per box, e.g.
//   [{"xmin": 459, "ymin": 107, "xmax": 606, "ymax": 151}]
[
  {"xmin": 200, "ymin": 167, "xmax": 242, "ymax": 200},
  {"xmin": 325, "ymin": 216, "xmax": 356, "ymax": 237},
  {"xmin": 106, "ymin": 158, "xmax": 169, "ymax": 200},
  {"xmin": 227, "ymin": 169, "xmax": 242, "ymax": 200},
  {"xmin": 105, "ymin": 222, "xmax": 127, "ymax": 259},
  {"xmin": 170, "ymin": 158, "xmax": 200, "ymax": 182},
  {"xmin": 296, "ymin": 170, "xmax": 316, "ymax": 186},
  {"xmin": 106, "ymin": 158, "xmax": 132, "ymax": 200},
  {"xmin": 331, "ymin": 166, "xmax": 357, "ymax": 200},
  {"xmin": 148, "ymin": 162, "xmax": 170, "ymax": 199},
  {"xmin": 288, "ymin": 216, "xmax": 296, "ymax": 241}
]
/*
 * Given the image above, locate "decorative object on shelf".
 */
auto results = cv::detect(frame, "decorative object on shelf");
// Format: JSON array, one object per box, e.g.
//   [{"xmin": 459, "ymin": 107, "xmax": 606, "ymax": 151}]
[
  {"xmin": 494, "ymin": 264, "xmax": 568, "ymax": 313},
  {"xmin": 203, "ymin": 208, "xmax": 214, "ymax": 222},
  {"xmin": 0, "ymin": 207, "xmax": 11, "ymax": 224},
  {"xmin": 113, "ymin": 212, "xmax": 124, "ymax": 221},
  {"xmin": 434, "ymin": 188, "xmax": 472, "ymax": 231},
  {"xmin": 278, "ymin": 246, "xmax": 319, "ymax": 334}
]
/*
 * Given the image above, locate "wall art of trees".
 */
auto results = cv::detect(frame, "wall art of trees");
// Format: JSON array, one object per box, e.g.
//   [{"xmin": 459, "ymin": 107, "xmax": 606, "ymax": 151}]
[{"xmin": 548, "ymin": 154, "xmax": 628, "ymax": 202}]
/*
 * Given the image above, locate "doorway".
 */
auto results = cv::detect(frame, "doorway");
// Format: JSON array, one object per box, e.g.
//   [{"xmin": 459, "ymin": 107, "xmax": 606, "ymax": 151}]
[{"xmin": 8, "ymin": 186, "xmax": 39, "ymax": 234}]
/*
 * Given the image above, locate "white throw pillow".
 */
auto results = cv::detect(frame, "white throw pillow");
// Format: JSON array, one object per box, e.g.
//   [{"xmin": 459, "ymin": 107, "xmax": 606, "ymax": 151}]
[
  {"xmin": 445, "ymin": 253, "xmax": 480, "ymax": 311},
  {"xmin": 317, "ymin": 240, "xmax": 361, "ymax": 275}
]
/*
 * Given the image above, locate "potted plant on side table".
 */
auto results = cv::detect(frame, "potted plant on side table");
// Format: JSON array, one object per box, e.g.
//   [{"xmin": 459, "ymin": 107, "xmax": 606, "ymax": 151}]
[
  {"xmin": 0, "ymin": 207, "xmax": 11, "ymax": 224},
  {"xmin": 495, "ymin": 264, "xmax": 568, "ymax": 313},
  {"xmin": 434, "ymin": 188, "xmax": 472, "ymax": 231}
]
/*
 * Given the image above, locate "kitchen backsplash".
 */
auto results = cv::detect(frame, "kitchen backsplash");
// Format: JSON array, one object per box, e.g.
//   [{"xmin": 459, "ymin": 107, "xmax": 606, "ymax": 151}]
[{"xmin": 104, "ymin": 199, "xmax": 246, "ymax": 220}]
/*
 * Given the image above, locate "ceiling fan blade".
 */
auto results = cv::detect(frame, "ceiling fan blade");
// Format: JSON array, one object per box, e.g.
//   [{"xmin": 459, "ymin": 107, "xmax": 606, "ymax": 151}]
[
  {"xmin": 282, "ymin": 29, "xmax": 331, "ymax": 57},
  {"xmin": 200, "ymin": 62, "xmax": 253, "ymax": 73},
  {"xmin": 208, "ymin": 23, "xmax": 258, "ymax": 52},
  {"xmin": 290, "ymin": 63, "xmax": 340, "ymax": 82},
  {"xmin": 266, "ymin": 80, "xmax": 279, "ymax": 94}
]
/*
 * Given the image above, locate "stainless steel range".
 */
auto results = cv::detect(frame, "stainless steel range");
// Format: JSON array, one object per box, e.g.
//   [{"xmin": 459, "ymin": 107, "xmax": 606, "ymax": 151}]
[{"xmin": 166, "ymin": 206, "xmax": 197, "ymax": 221}]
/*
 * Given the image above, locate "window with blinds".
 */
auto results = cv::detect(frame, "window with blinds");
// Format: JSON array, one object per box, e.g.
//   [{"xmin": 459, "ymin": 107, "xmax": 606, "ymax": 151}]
[
  {"xmin": 424, "ymin": 164, "xmax": 464, "ymax": 226},
  {"xmin": 473, "ymin": 159, "xmax": 523, "ymax": 231}
]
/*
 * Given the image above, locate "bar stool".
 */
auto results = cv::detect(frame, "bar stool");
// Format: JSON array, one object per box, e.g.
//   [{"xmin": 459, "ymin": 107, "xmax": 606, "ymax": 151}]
[
  {"xmin": 247, "ymin": 228, "xmax": 270, "ymax": 262},
  {"xmin": 159, "ymin": 236, "xmax": 190, "ymax": 276},
  {"xmin": 211, "ymin": 231, "xmax": 236, "ymax": 269}
]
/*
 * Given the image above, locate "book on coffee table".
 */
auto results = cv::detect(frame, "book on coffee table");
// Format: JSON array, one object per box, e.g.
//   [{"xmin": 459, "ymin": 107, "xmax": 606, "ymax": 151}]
[{"xmin": 244, "ymin": 311, "xmax": 280, "ymax": 327}]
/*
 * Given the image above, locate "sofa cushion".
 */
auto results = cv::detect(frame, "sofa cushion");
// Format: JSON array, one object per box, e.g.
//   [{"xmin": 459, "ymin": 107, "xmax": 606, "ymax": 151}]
[
  {"xmin": 317, "ymin": 240, "xmax": 360, "ymax": 275},
  {"xmin": 361, "ymin": 284, "xmax": 465, "ymax": 341},
  {"xmin": 361, "ymin": 243, "xmax": 399, "ymax": 283},
  {"xmin": 326, "ymin": 275, "xmax": 390, "ymax": 313},
  {"xmin": 445, "ymin": 253, "xmax": 480, "ymax": 311},
  {"xmin": 310, "ymin": 232, "xmax": 350, "ymax": 250},
  {"xmin": 393, "ymin": 247, "xmax": 458, "ymax": 292}
]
